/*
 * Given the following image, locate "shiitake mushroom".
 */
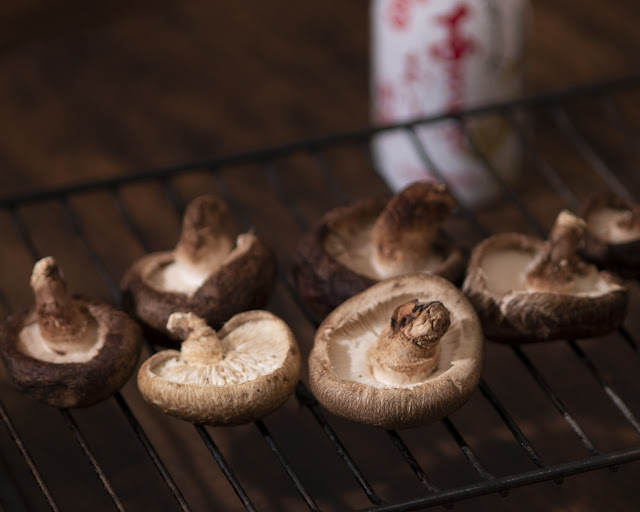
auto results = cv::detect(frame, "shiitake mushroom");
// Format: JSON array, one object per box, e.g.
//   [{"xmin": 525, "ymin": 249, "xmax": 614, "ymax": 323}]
[
  {"xmin": 137, "ymin": 311, "xmax": 300, "ymax": 426},
  {"xmin": 462, "ymin": 211, "xmax": 629, "ymax": 343},
  {"xmin": 0, "ymin": 257, "xmax": 142, "ymax": 408},
  {"xmin": 121, "ymin": 195, "xmax": 276, "ymax": 346},
  {"xmin": 578, "ymin": 193, "xmax": 640, "ymax": 279},
  {"xmin": 308, "ymin": 273, "xmax": 483, "ymax": 429},
  {"xmin": 294, "ymin": 181, "xmax": 467, "ymax": 318}
]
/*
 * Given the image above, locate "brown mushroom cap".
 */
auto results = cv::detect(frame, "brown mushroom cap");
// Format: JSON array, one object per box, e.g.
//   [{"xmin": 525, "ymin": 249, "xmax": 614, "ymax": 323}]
[
  {"xmin": 462, "ymin": 211, "xmax": 629, "ymax": 343},
  {"xmin": 0, "ymin": 257, "xmax": 142, "ymax": 408},
  {"xmin": 308, "ymin": 273, "xmax": 483, "ymax": 429},
  {"xmin": 578, "ymin": 194, "xmax": 640, "ymax": 279},
  {"xmin": 120, "ymin": 195, "xmax": 276, "ymax": 345},
  {"xmin": 137, "ymin": 310, "xmax": 301, "ymax": 426},
  {"xmin": 294, "ymin": 181, "xmax": 467, "ymax": 318}
]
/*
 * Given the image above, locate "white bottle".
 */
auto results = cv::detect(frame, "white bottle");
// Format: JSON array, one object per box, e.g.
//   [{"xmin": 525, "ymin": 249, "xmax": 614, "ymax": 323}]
[{"xmin": 370, "ymin": 0, "xmax": 530, "ymax": 207}]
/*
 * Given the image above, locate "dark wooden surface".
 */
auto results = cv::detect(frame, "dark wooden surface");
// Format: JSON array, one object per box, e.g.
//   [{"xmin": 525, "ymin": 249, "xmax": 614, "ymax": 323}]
[
  {"xmin": 0, "ymin": 0, "xmax": 638, "ymax": 194},
  {"xmin": 0, "ymin": 2, "xmax": 639, "ymax": 512}
]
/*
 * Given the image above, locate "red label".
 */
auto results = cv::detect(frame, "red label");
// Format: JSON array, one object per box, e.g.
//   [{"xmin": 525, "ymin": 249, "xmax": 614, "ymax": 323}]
[
  {"xmin": 430, "ymin": 4, "xmax": 476, "ymax": 63},
  {"xmin": 374, "ymin": 81, "xmax": 395, "ymax": 123},
  {"xmin": 429, "ymin": 2, "xmax": 477, "ymax": 149},
  {"xmin": 387, "ymin": 0, "xmax": 431, "ymax": 30}
]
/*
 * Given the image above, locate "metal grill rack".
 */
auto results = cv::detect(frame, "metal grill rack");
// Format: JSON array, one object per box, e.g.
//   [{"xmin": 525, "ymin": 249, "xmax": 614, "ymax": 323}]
[{"xmin": 1, "ymin": 75, "xmax": 640, "ymax": 511}]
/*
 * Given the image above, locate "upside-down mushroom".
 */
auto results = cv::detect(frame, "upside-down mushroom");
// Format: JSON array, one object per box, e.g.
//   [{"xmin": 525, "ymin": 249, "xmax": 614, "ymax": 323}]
[
  {"xmin": 308, "ymin": 273, "xmax": 483, "ymax": 429},
  {"xmin": 0, "ymin": 257, "xmax": 142, "ymax": 408},
  {"xmin": 578, "ymin": 194, "xmax": 640, "ymax": 279},
  {"xmin": 137, "ymin": 311, "xmax": 300, "ymax": 425},
  {"xmin": 462, "ymin": 211, "xmax": 629, "ymax": 343},
  {"xmin": 121, "ymin": 195, "xmax": 276, "ymax": 345},
  {"xmin": 294, "ymin": 181, "xmax": 467, "ymax": 318}
]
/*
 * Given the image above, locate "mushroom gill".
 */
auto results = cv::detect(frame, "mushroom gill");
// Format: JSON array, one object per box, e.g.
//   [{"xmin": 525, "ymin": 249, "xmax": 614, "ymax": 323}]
[
  {"xmin": 137, "ymin": 310, "xmax": 301, "ymax": 425},
  {"xmin": 586, "ymin": 206, "xmax": 640, "ymax": 244},
  {"xmin": 478, "ymin": 211, "xmax": 617, "ymax": 297},
  {"xmin": 462, "ymin": 210, "xmax": 629, "ymax": 343},
  {"xmin": 308, "ymin": 273, "xmax": 483, "ymax": 429},
  {"xmin": 578, "ymin": 194, "xmax": 640, "ymax": 280},
  {"xmin": 152, "ymin": 312, "xmax": 289, "ymax": 386}
]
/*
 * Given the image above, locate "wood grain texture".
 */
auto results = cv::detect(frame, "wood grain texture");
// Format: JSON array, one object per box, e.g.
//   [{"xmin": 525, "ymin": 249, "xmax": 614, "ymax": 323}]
[{"xmin": 0, "ymin": 0, "xmax": 636, "ymax": 194}]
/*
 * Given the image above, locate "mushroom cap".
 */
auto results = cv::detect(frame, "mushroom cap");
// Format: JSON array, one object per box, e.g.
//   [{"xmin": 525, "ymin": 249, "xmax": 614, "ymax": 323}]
[
  {"xmin": 121, "ymin": 233, "xmax": 276, "ymax": 346},
  {"xmin": 462, "ymin": 233, "xmax": 629, "ymax": 343},
  {"xmin": 0, "ymin": 297, "xmax": 142, "ymax": 408},
  {"xmin": 308, "ymin": 273, "xmax": 483, "ymax": 429},
  {"xmin": 294, "ymin": 189, "xmax": 466, "ymax": 319},
  {"xmin": 137, "ymin": 310, "xmax": 301, "ymax": 426},
  {"xmin": 578, "ymin": 194, "xmax": 640, "ymax": 279}
]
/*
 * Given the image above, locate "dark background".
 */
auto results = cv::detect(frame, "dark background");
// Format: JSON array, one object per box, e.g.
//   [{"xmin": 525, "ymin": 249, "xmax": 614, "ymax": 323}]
[{"xmin": 0, "ymin": 0, "xmax": 638, "ymax": 193}]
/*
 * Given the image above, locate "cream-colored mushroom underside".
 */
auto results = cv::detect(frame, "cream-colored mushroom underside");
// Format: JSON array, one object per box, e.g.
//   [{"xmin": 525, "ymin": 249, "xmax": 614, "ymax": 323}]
[
  {"xmin": 153, "ymin": 319, "xmax": 289, "ymax": 385},
  {"xmin": 587, "ymin": 208, "xmax": 640, "ymax": 243},
  {"xmin": 17, "ymin": 317, "xmax": 106, "ymax": 363},
  {"xmin": 148, "ymin": 237, "xmax": 246, "ymax": 295},
  {"xmin": 326, "ymin": 293, "xmax": 460, "ymax": 389},
  {"xmin": 324, "ymin": 224, "xmax": 444, "ymax": 280},
  {"xmin": 479, "ymin": 249, "xmax": 614, "ymax": 295}
]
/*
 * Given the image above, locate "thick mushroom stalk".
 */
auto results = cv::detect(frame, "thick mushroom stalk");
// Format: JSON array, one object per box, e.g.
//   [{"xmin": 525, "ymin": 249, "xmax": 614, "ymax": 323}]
[
  {"xmin": 167, "ymin": 312, "xmax": 223, "ymax": 365},
  {"xmin": 370, "ymin": 182, "xmax": 456, "ymax": 278},
  {"xmin": 369, "ymin": 299, "xmax": 450, "ymax": 387},
  {"xmin": 525, "ymin": 210, "xmax": 587, "ymax": 293},
  {"xmin": 174, "ymin": 195, "xmax": 236, "ymax": 285},
  {"xmin": 30, "ymin": 257, "xmax": 97, "ymax": 354}
]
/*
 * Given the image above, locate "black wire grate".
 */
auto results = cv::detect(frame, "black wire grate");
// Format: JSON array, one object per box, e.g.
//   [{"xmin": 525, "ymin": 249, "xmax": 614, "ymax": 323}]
[{"xmin": 0, "ymin": 75, "xmax": 640, "ymax": 511}]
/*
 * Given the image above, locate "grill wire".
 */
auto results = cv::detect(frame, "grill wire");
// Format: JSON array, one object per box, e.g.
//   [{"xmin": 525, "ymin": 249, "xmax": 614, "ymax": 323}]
[{"xmin": 0, "ymin": 75, "xmax": 640, "ymax": 511}]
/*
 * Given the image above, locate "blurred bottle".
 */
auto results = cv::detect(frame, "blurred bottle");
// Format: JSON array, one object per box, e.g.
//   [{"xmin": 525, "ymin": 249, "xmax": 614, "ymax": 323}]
[{"xmin": 370, "ymin": 0, "xmax": 530, "ymax": 207}]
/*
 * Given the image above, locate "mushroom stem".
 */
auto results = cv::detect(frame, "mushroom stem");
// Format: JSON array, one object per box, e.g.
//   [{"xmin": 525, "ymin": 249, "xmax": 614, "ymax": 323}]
[
  {"xmin": 369, "ymin": 299, "xmax": 450, "ymax": 386},
  {"xmin": 370, "ymin": 182, "xmax": 456, "ymax": 277},
  {"xmin": 175, "ymin": 195, "xmax": 237, "ymax": 280},
  {"xmin": 30, "ymin": 257, "xmax": 97, "ymax": 353},
  {"xmin": 167, "ymin": 312, "xmax": 224, "ymax": 365},
  {"xmin": 525, "ymin": 210, "xmax": 587, "ymax": 292}
]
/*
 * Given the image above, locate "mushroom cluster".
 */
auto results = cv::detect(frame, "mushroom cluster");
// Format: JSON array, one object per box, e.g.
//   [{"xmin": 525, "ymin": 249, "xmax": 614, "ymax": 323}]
[
  {"xmin": 0, "ymin": 257, "xmax": 142, "ymax": 408},
  {"xmin": 121, "ymin": 195, "xmax": 276, "ymax": 345},
  {"xmin": 138, "ymin": 311, "xmax": 300, "ymax": 425},
  {"xmin": 309, "ymin": 273, "xmax": 483, "ymax": 429},
  {"xmin": 578, "ymin": 194, "xmax": 640, "ymax": 279},
  {"xmin": 294, "ymin": 181, "xmax": 466, "ymax": 318},
  {"xmin": 463, "ymin": 211, "xmax": 629, "ymax": 343}
]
